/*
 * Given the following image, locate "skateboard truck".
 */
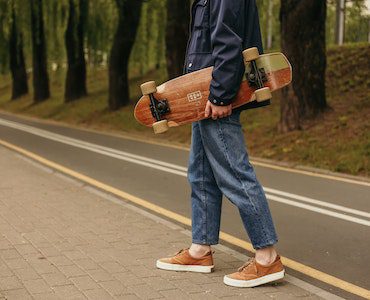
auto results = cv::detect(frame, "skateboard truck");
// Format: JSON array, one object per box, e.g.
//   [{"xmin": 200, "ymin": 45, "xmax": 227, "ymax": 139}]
[
  {"xmin": 243, "ymin": 47, "xmax": 272, "ymax": 102},
  {"xmin": 140, "ymin": 81, "xmax": 170, "ymax": 134}
]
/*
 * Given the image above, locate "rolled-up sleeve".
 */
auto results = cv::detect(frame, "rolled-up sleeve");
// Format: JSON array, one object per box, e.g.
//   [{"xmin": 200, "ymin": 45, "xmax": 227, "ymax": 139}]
[{"xmin": 208, "ymin": 0, "xmax": 245, "ymax": 106}]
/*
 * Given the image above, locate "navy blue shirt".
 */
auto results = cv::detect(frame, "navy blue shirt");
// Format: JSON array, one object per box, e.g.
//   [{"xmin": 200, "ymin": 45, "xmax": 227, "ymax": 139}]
[{"xmin": 185, "ymin": 0, "xmax": 270, "ymax": 110}]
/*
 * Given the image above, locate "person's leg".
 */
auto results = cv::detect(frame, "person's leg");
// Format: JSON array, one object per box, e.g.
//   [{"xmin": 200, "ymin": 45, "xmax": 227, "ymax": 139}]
[
  {"xmin": 156, "ymin": 122, "xmax": 223, "ymax": 273},
  {"xmin": 198, "ymin": 110, "xmax": 278, "ymax": 261},
  {"xmin": 188, "ymin": 121, "xmax": 223, "ymax": 257}
]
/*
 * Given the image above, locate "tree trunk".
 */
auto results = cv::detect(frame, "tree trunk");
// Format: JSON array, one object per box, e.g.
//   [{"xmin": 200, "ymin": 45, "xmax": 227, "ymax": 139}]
[
  {"xmin": 266, "ymin": 0, "xmax": 274, "ymax": 50},
  {"xmin": 30, "ymin": 0, "xmax": 50, "ymax": 102},
  {"xmin": 335, "ymin": 0, "xmax": 346, "ymax": 45},
  {"xmin": 279, "ymin": 0, "xmax": 327, "ymax": 132},
  {"xmin": 165, "ymin": 0, "xmax": 190, "ymax": 78},
  {"xmin": 65, "ymin": 0, "xmax": 88, "ymax": 102},
  {"xmin": 9, "ymin": 6, "xmax": 28, "ymax": 100},
  {"xmin": 108, "ymin": 0, "xmax": 143, "ymax": 110}
]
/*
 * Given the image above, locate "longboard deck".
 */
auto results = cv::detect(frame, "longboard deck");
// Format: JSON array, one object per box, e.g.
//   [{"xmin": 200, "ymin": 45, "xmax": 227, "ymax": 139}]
[{"xmin": 134, "ymin": 53, "xmax": 292, "ymax": 128}]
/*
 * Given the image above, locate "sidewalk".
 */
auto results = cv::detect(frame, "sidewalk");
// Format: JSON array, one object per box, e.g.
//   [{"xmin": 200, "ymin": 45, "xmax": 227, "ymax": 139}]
[{"xmin": 0, "ymin": 146, "xmax": 332, "ymax": 300}]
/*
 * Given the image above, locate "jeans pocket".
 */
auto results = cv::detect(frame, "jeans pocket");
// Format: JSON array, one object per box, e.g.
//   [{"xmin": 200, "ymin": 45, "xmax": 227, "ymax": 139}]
[{"xmin": 223, "ymin": 111, "xmax": 241, "ymax": 126}]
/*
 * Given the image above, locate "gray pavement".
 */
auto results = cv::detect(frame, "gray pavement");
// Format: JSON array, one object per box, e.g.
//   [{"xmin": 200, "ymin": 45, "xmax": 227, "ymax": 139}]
[{"xmin": 0, "ymin": 145, "xmax": 335, "ymax": 299}]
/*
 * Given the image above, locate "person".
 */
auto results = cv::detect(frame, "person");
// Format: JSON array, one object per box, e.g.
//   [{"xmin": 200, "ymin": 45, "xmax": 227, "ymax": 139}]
[{"xmin": 156, "ymin": 0, "xmax": 285, "ymax": 288}]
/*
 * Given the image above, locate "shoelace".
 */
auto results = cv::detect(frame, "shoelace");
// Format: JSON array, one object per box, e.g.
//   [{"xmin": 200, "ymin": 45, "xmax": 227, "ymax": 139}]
[
  {"xmin": 173, "ymin": 248, "xmax": 187, "ymax": 256},
  {"xmin": 238, "ymin": 258, "xmax": 256, "ymax": 272}
]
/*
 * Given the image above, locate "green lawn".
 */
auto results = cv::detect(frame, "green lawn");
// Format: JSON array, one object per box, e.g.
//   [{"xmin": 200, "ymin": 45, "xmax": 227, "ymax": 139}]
[{"xmin": 0, "ymin": 44, "xmax": 369, "ymax": 176}]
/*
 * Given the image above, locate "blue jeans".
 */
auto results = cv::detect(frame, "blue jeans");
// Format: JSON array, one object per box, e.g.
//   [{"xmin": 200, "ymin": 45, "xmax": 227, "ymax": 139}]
[{"xmin": 188, "ymin": 110, "xmax": 278, "ymax": 250}]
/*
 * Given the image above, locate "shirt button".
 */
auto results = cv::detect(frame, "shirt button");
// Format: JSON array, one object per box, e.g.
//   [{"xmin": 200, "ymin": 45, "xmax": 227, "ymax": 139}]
[
  {"xmin": 220, "ymin": 102, "xmax": 224, "ymax": 105},
  {"xmin": 188, "ymin": 63, "xmax": 192, "ymax": 68},
  {"xmin": 213, "ymin": 100, "xmax": 217, "ymax": 103}
]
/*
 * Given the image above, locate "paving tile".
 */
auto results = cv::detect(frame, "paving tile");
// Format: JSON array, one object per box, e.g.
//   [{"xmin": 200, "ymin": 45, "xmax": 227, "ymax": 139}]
[
  {"xmin": 52, "ymin": 284, "xmax": 82, "ymax": 298},
  {"xmin": 83, "ymin": 288, "xmax": 114, "ymax": 300},
  {"xmin": 4, "ymin": 258, "xmax": 30, "ymax": 270},
  {"xmin": 0, "ymin": 263, "xmax": 15, "ymax": 277},
  {"xmin": 38, "ymin": 246, "xmax": 62, "ymax": 257},
  {"xmin": 62, "ymin": 250, "xmax": 86, "ymax": 261},
  {"xmin": 74, "ymin": 258, "xmax": 99, "ymax": 271},
  {"xmin": 41, "ymin": 272, "xmax": 71, "ymax": 287},
  {"xmin": 0, "ymin": 275, "xmax": 24, "ymax": 290},
  {"xmin": 13, "ymin": 268, "xmax": 41, "ymax": 281},
  {"xmin": 141, "ymin": 276, "xmax": 176, "ymax": 291},
  {"xmin": 58, "ymin": 265, "xmax": 86, "ymax": 278},
  {"xmin": 0, "ymin": 240, "xmax": 12, "ymax": 250},
  {"xmin": 23, "ymin": 278, "xmax": 51, "ymax": 294},
  {"xmin": 48, "ymin": 255, "xmax": 74, "ymax": 267},
  {"xmin": 99, "ymin": 261, "xmax": 126, "ymax": 273},
  {"xmin": 0, "ymin": 249, "xmax": 21, "ymax": 260},
  {"xmin": 160, "ymin": 289, "xmax": 192, "ymax": 299},
  {"xmin": 13, "ymin": 244, "xmax": 39, "ymax": 255},
  {"xmin": 70, "ymin": 275, "xmax": 100, "ymax": 291},
  {"xmin": 31, "ymin": 292, "xmax": 60, "ymax": 300},
  {"xmin": 114, "ymin": 294, "xmax": 140, "ymax": 300},
  {"xmin": 112, "ymin": 272, "xmax": 143, "ymax": 286},
  {"xmin": 2, "ymin": 288, "xmax": 33, "ymax": 300},
  {"xmin": 98, "ymin": 280, "xmax": 129, "ymax": 296}
]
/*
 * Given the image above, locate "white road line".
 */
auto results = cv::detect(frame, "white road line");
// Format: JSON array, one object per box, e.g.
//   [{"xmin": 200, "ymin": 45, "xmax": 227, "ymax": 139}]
[
  {"xmin": 267, "ymin": 194, "xmax": 370, "ymax": 226},
  {"xmin": 0, "ymin": 118, "xmax": 187, "ymax": 173},
  {"xmin": 264, "ymin": 187, "xmax": 370, "ymax": 219},
  {"xmin": 1, "ymin": 118, "xmax": 369, "ymax": 226}
]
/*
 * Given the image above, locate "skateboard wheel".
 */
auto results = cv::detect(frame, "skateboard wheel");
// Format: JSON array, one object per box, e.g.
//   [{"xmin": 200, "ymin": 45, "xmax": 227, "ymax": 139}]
[
  {"xmin": 153, "ymin": 120, "xmax": 169, "ymax": 134},
  {"xmin": 140, "ymin": 81, "xmax": 157, "ymax": 95},
  {"xmin": 255, "ymin": 87, "xmax": 272, "ymax": 102},
  {"xmin": 243, "ymin": 47, "xmax": 260, "ymax": 62}
]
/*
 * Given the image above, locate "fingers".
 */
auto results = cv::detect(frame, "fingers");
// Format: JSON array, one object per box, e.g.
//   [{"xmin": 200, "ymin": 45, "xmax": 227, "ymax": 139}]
[
  {"xmin": 206, "ymin": 102, "xmax": 233, "ymax": 120},
  {"xmin": 205, "ymin": 102, "xmax": 211, "ymax": 118},
  {"xmin": 212, "ymin": 110, "xmax": 218, "ymax": 120},
  {"xmin": 212, "ymin": 110, "xmax": 227, "ymax": 120}
]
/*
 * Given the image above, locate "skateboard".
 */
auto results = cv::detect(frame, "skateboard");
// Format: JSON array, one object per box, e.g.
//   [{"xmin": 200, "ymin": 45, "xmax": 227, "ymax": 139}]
[{"xmin": 134, "ymin": 47, "xmax": 292, "ymax": 134}]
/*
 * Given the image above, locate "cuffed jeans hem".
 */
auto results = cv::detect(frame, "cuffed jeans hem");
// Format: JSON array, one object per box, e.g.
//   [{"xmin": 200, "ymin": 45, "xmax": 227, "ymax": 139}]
[
  {"xmin": 253, "ymin": 239, "xmax": 278, "ymax": 250},
  {"xmin": 192, "ymin": 239, "xmax": 219, "ymax": 246}
]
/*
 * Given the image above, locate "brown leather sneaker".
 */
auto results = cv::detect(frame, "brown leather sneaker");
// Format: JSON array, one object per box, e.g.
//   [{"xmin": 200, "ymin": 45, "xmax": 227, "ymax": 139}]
[
  {"xmin": 223, "ymin": 255, "xmax": 285, "ymax": 287},
  {"xmin": 156, "ymin": 248, "xmax": 214, "ymax": 273}
]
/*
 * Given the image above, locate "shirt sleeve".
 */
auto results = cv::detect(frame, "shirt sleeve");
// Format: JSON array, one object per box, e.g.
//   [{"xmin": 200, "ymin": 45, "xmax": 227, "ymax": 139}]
[{"xmin": 208, "ymin": 0, "xmax": 245, "ymax": 106}]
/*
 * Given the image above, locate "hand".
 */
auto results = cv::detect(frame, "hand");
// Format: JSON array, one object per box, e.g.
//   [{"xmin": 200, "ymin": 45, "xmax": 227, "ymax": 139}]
[{"xmin": 205, "ymin": 101, "xmax": 232, "ymax": 120}]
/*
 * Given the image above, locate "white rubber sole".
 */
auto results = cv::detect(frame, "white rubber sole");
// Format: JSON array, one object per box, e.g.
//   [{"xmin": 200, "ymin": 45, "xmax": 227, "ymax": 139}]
[
  {"xmin": 223, "ymin": 269, "xmax": 285, "ymax": 288},
  {"xmin": 156, "ymin": 260, "xmax": 214, "ymax": 273}
]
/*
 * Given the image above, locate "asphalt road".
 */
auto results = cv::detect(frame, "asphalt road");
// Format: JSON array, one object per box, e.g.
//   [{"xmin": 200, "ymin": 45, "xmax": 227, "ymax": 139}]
[{"xmin": 0, "ymin": 112, "xmax": 369, "ymax": 299}]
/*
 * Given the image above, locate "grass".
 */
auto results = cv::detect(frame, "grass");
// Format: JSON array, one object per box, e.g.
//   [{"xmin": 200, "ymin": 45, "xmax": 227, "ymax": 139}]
[{"xmin": 0, "ymin": 43, "xmax": 369, "ymax": 177}]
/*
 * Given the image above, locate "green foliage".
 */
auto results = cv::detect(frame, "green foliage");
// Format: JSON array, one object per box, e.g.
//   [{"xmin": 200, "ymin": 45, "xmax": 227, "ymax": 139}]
[
  {"xmin": 345, "ymin": 0, "xmax": 369, "ymax": 43},
  {"xmin": 257, "ymin": 0, "xmax": 281, "ymax": 50},
  {"xmin": 130, "ymin": 0, "xmax": 166, "ymax": 77},
  {"xmin": 87, "ymin": 0, "xmax": 116, "ymax": 66},
  {"xmin": 44, "ymin": 1, "xmax": 68, "ymax": 69},
  {"xmin": 327, "ymin": 0, "xmax": 369, "ymax": 45}
]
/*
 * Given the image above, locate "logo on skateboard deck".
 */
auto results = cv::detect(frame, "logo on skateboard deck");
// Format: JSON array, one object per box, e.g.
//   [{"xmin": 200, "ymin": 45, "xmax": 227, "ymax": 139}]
[{"xmin": 187, "ymin": 91, "xmax": 203, "ymax": 103}]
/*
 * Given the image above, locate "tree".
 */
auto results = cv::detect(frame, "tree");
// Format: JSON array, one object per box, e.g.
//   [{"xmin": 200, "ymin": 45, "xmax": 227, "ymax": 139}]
[
  {"xmin": 165, "ymin": 0, "xmax": 190, "ymax": 78},
  {"xmin": 0, "ymin": 0, "xmax": 9, "ymax": 74},
  {"xmin": 108, "ymin": 0, "xmax": 144, "ymax": 110},
  {"xmin": 279, "ymin": 0, "xmax": 327, "ymax": 133},
  {"xmin": 65, "ymin": 0, "xmax": 88, "ymax": 102},
  {"xmin": 266, "ymin": 0, "xmax": 274, "ymax": 49},
  {"xmin": 30, "ymin": 0, "xmax": 50, "ymax": 102},
  {"xmin": 335, "ymin": 0, "xmax": 346, "ymax": 45},
  {"xmin": 9, "ymin": 3, "xmax": 28, "ymax": 99}
]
